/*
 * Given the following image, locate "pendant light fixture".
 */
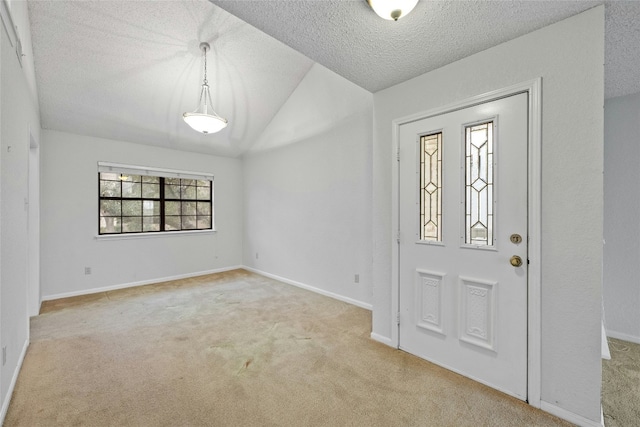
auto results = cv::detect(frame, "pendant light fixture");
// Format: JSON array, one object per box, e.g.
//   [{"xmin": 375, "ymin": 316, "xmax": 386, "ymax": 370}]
[
  {"xmin": 367, "ymin": 0, "xmax": 419, "ymax": 21},
  {"xmin": 183, "ymin": 42, "xmax": 228, "ymax": 134}
]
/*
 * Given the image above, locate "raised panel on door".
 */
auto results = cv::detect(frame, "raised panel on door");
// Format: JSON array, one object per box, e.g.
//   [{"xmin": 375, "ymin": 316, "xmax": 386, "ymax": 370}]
[{"xmin": 398, "ymin": 93, "xmax": 528, "ymax": 399}]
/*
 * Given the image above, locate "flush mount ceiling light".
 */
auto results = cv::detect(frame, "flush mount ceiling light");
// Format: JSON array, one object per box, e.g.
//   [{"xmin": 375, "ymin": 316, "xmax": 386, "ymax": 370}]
[
  {"xmin": 367, "ymin": 0, "xmax": 419, "ymax": 21},
  {"xmin": 183, "ymin": 42, "xmax": 228, "ymax": 134}
]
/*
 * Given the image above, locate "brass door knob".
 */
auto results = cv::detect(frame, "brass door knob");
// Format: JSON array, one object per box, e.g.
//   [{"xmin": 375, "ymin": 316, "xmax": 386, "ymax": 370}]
[{"xmin": 510, "ymin": 255, "xmax": 523, "ymax": 267}]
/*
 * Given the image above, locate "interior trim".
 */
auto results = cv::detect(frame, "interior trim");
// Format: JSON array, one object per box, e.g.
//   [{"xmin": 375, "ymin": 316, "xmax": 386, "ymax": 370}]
[{"xmin": 0, "ymin": 0, "xmax": 17, "ymax": 47}]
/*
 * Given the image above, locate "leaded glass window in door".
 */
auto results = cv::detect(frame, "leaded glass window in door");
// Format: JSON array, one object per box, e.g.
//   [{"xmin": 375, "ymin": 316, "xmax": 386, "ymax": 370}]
[
  {"xmin": 465, "ymin": 122, "xmax": 494, "ymax": 246},
  {"xmin": 420, "ymin": 132, "xmax": 442, "ymax": 241}
]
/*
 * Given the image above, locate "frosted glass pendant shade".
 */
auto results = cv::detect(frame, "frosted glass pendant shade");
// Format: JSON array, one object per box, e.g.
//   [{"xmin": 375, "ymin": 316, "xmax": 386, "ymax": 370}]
[
  {"xmin": 183, "ymin": 111, "xmax": 228, "ymax": 134},
  {"xmin": 367, "ymin": 0, "xmax": 419, "ymax": 21},
  {"xmin": 183, "ymin": 84, "xmax": 228, "ymax": 134},
  {"xmin": 183, "ymin": 42, "xmax": 228, "ymax": 134}
]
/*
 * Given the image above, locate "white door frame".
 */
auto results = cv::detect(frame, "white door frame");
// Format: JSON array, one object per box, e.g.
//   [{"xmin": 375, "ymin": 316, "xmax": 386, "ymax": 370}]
[
  {"xmin": 390, "ymin": 78, "xmax": 542, "ymax": 408},
  {"xmin": 27, "ymin": 126, "xmax": 41, "ymax": 318}
]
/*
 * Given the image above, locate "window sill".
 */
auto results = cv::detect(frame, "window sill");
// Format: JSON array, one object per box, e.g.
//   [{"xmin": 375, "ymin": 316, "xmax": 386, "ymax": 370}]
[{"xmin": 95, "ymin": 229, "xmax": 216, "ymax": 241}]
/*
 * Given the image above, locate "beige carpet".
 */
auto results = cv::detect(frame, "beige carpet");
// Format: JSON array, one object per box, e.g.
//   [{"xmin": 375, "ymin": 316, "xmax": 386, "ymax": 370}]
[
  {"xmin": 6, "ymin": 269, "xmax": 571, "ymax": 426},
  {"xmin": 602, "ymin": 337, "xmax": 640, "ymax": 427}
]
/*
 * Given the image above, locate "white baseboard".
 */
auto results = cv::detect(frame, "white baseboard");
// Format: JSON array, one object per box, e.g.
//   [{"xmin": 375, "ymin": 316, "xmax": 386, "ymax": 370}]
[
  {"xmin": 606, "ymin": 329, "xmax": 640, "ymax": 345},
  {"xmin": 42, "ymin": 265, "xmax": 243, "ymax": 301},
  {"xmin": 370, "ymin": 332, "xmax": 394, "ymax": 347},
  {"xmin": 243, "ymin": 266, "xmax": 372, "ymax": 311},
  {"xmin": 540, "ymin": 401, "xmax": 603, "ymax": 427},
  {"xmin": 0, "ymin": 338, "xmax": 29, "ymax": 424}
]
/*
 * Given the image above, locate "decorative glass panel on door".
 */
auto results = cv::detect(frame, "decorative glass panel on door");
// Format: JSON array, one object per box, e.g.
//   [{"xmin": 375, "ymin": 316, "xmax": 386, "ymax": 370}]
[
  {"xmin": 420, "ymin": 132, "xmax": 443, "ymax": 242},
  {"xmin": 465, "ymin": 122, "xmax": 494, "ymax": 246}
]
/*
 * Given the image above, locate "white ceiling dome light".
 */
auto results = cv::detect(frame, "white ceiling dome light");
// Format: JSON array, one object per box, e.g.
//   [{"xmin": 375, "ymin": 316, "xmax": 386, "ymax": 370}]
[
  {"xmin": 367, "ymin": 0, "xmax": 419, "ymax": 21},
  {"xmin": 183, "ymin": 42, "xmax": 228, "ymax": 134}
]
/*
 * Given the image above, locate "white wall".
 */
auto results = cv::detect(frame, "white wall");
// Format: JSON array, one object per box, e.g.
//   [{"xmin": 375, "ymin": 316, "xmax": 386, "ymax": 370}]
[
  {"xmin": 243, "ymin": 64, "xmax": 373, "ymax": 308},
  {"xmin": 0, "ymin": 0, "xmax": 41, "ymax": 419},
  {"xmin": 40, "ymin": 130, "xmax": 243, "ymax": 299},
  {"xmin": 604, "ymin": 91, "xmax": 640, "ymax": 344},
  {"xmin": 372, "ymin": 7, "xmax": 604, "ymax": 424}
]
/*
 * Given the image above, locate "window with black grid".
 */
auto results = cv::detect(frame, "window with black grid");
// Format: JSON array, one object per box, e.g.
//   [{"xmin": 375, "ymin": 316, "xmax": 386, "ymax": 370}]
[{"xmin": 98, "ymin": 164, "xmax": 213, "ymax": 235}]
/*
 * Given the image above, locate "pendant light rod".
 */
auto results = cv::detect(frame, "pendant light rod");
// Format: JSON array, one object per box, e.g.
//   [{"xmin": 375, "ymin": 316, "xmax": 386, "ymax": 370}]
[{"xmin": 200, "ymin": 42, "xmax": 209, "ymax": 86}]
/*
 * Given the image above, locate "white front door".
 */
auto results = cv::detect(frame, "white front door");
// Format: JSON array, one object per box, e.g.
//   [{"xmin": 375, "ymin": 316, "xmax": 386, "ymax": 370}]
[{"xmin": 398, "ymin": 93, "xmax": 528, "ymax": 399}]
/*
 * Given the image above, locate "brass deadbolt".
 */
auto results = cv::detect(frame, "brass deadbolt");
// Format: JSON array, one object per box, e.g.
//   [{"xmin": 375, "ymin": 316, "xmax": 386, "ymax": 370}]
[{"xmin": 510, "ymin": 234, "xmax": 523, "ymax": 244}]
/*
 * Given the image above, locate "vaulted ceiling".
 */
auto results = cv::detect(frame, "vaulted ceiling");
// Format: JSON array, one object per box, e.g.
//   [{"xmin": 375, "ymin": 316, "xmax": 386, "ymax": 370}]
[{"xmin": 27, "ymin": 1, "xmax": 640, "ymax": 157}]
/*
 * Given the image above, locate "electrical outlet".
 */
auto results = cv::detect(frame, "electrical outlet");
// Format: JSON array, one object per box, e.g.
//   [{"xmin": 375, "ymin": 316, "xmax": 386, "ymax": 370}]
[
  {"xmin": 84, "ymin": 267, "xmax": 92, "ymax": 275},
  {"xmin": 354, "ymin": 274, "xmax": 360, "ymax": 283}
]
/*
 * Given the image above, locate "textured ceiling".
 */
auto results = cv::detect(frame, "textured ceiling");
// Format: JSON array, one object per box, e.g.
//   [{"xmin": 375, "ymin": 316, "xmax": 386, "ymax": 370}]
[
  {"xmin": 605, "ymin": 1, "xmax": 640, "ymax": 99},
  {"xmin": 27, "ymin": 1, "xmax": 640, "ymax": 158},
  {"xmin": 28, "ymin": 0, "xmax": 313, "ymax": 157},
  {"xmin": 213, "ymin": 0, "xmax": 640, "ymax": 98}
]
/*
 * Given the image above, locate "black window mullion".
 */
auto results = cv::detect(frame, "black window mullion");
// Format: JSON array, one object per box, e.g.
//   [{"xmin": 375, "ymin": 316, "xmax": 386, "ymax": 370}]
[
  {"xmin": 160, "ymin": 177, "xmax": 166, "ymax": 231},
  {"xmin": 119, "ymin": 176, "xmax": 124, "ymax": 232}
]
